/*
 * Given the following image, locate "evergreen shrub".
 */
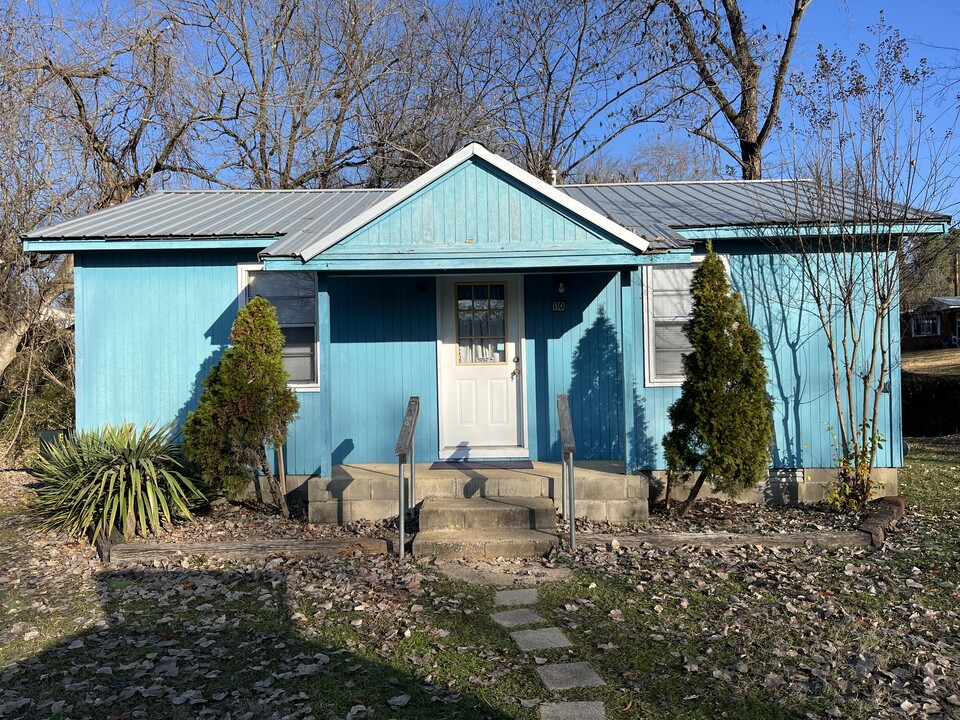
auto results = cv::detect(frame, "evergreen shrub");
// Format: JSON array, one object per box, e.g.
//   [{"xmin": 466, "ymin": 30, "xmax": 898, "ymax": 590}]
[
  {"xmin": 183, "ymin": 296, "xmax": 299, "ymax": 516},
  {"xmin": 663, "ymin": 245, "xmax": 774, "ymax": 515}
]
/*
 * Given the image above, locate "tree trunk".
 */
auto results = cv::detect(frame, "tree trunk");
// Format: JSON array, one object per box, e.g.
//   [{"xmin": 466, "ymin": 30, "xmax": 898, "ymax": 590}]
[
  {"xmin": 663, "ymin": 471, "xmax": 674, "ymax": 512},
  {"xmin": 677, "ymin": 469, "xmax": 709, "ymax": 518},
  {"xmin": 259, "ymin": 449, "xmax": 290, "ymax": 519},
  {"xmin": 276, "ymin": 444, "xmax": 288, "ymax": 510},
  {"xmin": 739, "ymin": 139, "xmax": 762, "ymax": 180}
]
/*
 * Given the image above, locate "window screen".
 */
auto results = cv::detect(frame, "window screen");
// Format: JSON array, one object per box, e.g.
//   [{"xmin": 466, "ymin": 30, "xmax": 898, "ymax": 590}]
[{"xmin": 247, "ymin": 271, "xmax": 318, "ymax": 384}]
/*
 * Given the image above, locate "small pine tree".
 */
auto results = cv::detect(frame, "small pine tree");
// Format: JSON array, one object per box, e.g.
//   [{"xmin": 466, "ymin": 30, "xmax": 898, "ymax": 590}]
[
  {"xmin": 183, "ymin": 296, "xmax": 300, "ymax": 517},
  {"xmin": 663, "ymin": 245, "xmax": 774, "ymax": 517}
]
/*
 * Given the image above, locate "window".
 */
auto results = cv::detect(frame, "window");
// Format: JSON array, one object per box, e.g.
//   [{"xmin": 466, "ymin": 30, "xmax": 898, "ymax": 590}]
[
  {"xmin": 912, "ymin": 313, "xmax": 939, "ymax": 337},
  {"xmin": 643, "ymin": 263, "xmax": 698, "ymax": 385},
  {"xmin": 243, "ymin": 268, "xmax": 318, "ymax": 385}
]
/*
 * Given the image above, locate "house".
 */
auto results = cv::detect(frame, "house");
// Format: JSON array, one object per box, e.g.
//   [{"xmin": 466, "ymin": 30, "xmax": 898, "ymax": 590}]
[
  {"xmin": 22, "ymin": 144, "xmax": 951, "ymax": 524},
  {"xmin": 901, "ymin": 297, "xmax": 960, "ymax": 351}
]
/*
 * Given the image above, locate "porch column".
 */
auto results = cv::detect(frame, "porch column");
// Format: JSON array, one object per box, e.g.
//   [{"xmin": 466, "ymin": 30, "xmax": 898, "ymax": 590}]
[
  {"xmin": 620, "ymin": 269, "xmax": 638, "ymax": 473},
  {"xmin": 317, "ymin": 275, "xmax": 333, "ymax": 475}
]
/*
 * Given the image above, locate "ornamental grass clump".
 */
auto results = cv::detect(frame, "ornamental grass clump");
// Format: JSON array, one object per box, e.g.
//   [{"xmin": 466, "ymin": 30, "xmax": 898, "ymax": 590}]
[{"xmin": 32, "ymin": 422, "xmax": 206, "ymax": 541}]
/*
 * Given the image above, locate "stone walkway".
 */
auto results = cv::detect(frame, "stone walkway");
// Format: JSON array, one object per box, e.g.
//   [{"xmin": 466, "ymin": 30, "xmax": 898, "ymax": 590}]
[{"xmin": 492, "ymin": 588, "xmax": 606, "ymax": 720}]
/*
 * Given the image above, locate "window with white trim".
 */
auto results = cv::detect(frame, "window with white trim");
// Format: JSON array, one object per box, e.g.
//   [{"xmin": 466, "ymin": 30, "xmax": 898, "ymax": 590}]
[
  {"xmin": 911, "ymin": 313, "xmax": 939, "ymax": 337},
  {"xmin": 643, "ymin": 263, "xmax": 698, "ymax": 386},
  {"xmin": 242, "ymin": 268, "xmax": 318, "ymax": 385}
]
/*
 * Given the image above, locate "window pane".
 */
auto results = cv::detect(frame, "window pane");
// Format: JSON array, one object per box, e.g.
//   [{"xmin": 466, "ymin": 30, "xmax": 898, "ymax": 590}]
[
  {"xmin": 458, "ymin": 312, "xmax": 473, "ymax": 338},
  {"xmin": 274, "ymin": 297, "xmax": 316, "ymax": 325},
  {"xmin": 489, "ymin": 310, "xmax": 505, "ymax": 336},
  {"xmin": 459, "ymin": 344, "xmax": 473, "ymax": 363},
  {"xmin": 249, "ymin": 271, "xmax": 315, "ymax": 299},
  {"xmin": 474, "ymin": 284, "xmax": 489, "ymax": 308},
  {"xmin": 653, "ymin": 289, "xmax": 692, "ymax": 319},
  {"xmin": 655, "ymin": 349, "xmax": 685, "ymax": 378},
  {"xmin": 283, "ymin": 354, "xmax": 315, "ymax": 383},
  {"xmin": 654, "ymin": 323, "xmax": 691, "ymax": 352},
  {"xmin": 476, "ymin": 311, "xmax": 489, "ymax": 337},
  {"xmin": 652, "ymin": 266, "xmax": 696, "ymax": 293}
]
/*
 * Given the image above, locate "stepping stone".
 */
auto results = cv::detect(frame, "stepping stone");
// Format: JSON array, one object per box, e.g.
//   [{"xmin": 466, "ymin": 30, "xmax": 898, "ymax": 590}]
[
  {"xmin": 510, "ymin": 627, "xmax": 571, "ymax": 651},
  {"xmin": 536, "ymin": 662, "xmax": 605, "ymax": 690},
  {"xmin": 491, "ymin": 608, "xmax": 545, "ymax": 628},
  {"xmin": 540, "ymin": 700, "xmax": 606, "ymax": 720},
  {"xmin": 495, "ymin": 588, "xmax": 538, "ymax": 606}
]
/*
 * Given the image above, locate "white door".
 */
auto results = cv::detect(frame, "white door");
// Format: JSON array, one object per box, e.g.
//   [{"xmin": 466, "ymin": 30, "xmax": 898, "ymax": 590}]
[{"xmin": 438, "ymin": 276, "xmax": 526, "ymax": 458}]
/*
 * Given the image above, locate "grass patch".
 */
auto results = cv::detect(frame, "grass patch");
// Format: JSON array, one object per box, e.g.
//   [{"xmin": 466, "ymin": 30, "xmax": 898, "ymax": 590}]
[{"xmin": 902, "ymin": 348, "xmax": 960, "ymax": 375}]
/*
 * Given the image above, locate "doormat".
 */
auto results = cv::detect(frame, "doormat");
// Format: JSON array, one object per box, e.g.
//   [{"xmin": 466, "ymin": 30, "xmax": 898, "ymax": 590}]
[{"xmin": 429, "ymin": 461, "xmax": 534, "ymax": 471}]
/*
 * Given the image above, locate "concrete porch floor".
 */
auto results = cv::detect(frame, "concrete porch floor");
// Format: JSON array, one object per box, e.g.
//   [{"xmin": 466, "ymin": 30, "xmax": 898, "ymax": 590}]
[{"xmin": 307, "ymin": 461, "xmax": 649, "ymax": 525}]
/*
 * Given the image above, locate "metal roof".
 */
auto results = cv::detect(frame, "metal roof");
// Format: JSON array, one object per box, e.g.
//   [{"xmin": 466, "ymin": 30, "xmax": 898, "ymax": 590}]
[
  {"xmin": 560, "ymin": 179, "xmax": 951, "ymax": 229},
  {"xmin": 24, "ymin": 178, "xmax": 950, "ymax": 255},
  {"xmin": 928, "ymin": 297, "xmax": 960, "ymax": 311},
  {"xmin": 24, "ymin": 189, "xmax": 392, "ymax": 241}
]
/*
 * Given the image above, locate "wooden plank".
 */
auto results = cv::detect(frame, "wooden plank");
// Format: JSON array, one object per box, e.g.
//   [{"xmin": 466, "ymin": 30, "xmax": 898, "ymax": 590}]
[
  {"xmin": 395, "ymin": 396, "xmax": 420, "ymax": 456},
  {"xmin": 556, "ymin": 394, "xmax": 576, "ymax": 454},
  {"xmin": 580, "ymin": 531, "xmax": 872, "ymax": 551},
  {"xmin": 110, "ymin": 537, "xmax": 389, "ymax": 563}
]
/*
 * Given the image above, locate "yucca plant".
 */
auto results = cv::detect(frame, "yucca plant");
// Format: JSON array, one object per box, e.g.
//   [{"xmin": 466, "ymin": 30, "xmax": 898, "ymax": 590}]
[{"xmin": 32, "ymin": 422, "xmax": 207, "ymax": 541}]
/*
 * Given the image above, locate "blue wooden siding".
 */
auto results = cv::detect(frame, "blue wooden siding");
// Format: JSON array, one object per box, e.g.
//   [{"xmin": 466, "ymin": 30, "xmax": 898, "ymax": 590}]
[
  {"xmin": 74, "ymin": 249, "xmax": 257, "ymax": 432},
  {"xmin": 327, "ymin": 276, "xmax": 439, "ymax": 465},
  {"xmin": 630, "ymin": 245, "xmax": 902, "ymax": 470},
  {"xmin": 525, "ymin": 273, "xmax": 625, "ymax": 461},
  {"xmin": 74, "ymin": 246, "xmax": 901, "ymax": 475},
  {"xmin": 290, "ymin": 159, "xmax": 640, "ymax": 271}
]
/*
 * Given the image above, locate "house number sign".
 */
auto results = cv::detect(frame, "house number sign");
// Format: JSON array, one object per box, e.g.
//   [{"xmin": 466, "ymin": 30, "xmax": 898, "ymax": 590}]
[{"xmin": 552, "ymin": 301, "xmax": 566, "ymax": 312}]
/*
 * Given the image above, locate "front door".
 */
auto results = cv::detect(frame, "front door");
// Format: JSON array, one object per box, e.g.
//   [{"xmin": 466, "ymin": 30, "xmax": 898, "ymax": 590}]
[{"xmin": 438, "ymin": 276, "xmax": 526, "ymax": 458}]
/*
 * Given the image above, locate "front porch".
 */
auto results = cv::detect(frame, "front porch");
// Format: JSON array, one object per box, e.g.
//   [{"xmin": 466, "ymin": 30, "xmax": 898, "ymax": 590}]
[{"xmin": 303, "ymin": 461, "xmax": 648, "ymax": 526}]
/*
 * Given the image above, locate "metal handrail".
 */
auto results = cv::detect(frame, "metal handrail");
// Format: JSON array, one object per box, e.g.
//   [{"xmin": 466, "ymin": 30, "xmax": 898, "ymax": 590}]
[
  {"xmin": 556, "ymin": 394, "xmax": 576, "ymax": 552},
  {"xmin": 395, "ymin": 396, "xmax": 420, "ymax": 559}
]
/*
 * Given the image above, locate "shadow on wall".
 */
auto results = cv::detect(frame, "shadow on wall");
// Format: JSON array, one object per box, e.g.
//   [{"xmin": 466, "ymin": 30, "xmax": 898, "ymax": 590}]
[
  {"xmin": 174, "ymin": 300, "xmax": 237, "ymax": 429},
  {"xmin": 563, "ymin": 308, "xmax": 624, "ymax": 461},
  {"xmin": 547, "ymin": 305, "xmax": 658, "ymax": 467},
  {"xmin": 3, "ymin": 565, "xmax": 516, "ymax": 719},
  {"xmin": 629, "ymin": 387, "xmax": 658, "ymax": 471},
  {"xmin": 734, "ymin": 250, "xmax": 809, "ymax": 468}
]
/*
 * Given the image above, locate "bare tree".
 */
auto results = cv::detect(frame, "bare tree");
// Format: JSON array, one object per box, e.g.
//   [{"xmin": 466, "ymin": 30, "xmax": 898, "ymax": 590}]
[
  {"xmin": 357, "ymin": 0, "xmax": 505, "ymax": 187},
  {"xmin": 172, "ymin": 0, "xmax": 404, "ymax": 189},
  {"xmin": 649, "ymin": 0, "xmax": 811, "ymax": 179},
  {"xmin": 0, "ymin": 1, "xmax": 207, "ymax": 459},
  {"xmin": 576, "ymin": 134, "xmax": 720, "ymax": 183},
  {"xmin": 486, "ymin": 0, "xmax": 682, "ymax": 181},
  {"xmin": 779, "ymin": 21, "xmax": 957, "ymax": 508}
]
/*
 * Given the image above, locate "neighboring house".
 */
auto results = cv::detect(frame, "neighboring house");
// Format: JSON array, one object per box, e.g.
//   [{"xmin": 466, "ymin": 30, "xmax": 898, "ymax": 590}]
[
  {"xmin": 901, "ymin": 297, "xmax": 960, "ymax": 351},
  {"xmin": 22, "ymin": 144, "xmax": 951, "ymax": 521}
]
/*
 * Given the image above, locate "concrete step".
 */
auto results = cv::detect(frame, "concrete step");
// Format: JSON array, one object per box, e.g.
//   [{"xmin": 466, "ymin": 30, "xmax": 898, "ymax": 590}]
[
  {"xmin": 417, "ymin": 496, "xmax": 557, "ymax": 532},
  {"xmin": 413, "ymin": 527, "xmax": 558, "ymax": 560}
]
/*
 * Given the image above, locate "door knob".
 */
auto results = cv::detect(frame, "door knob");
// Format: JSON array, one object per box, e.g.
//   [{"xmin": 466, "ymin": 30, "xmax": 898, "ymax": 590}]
[{"xmin": 511, "ymin": 368, "xmax": 521, "ymax": 378}]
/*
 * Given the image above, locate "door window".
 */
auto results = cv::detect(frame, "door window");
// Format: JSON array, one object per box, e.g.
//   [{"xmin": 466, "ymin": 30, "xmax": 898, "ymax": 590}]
[{"xmin": 456, "ymin": 283, "xmax": 507, "ymax": 364}]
